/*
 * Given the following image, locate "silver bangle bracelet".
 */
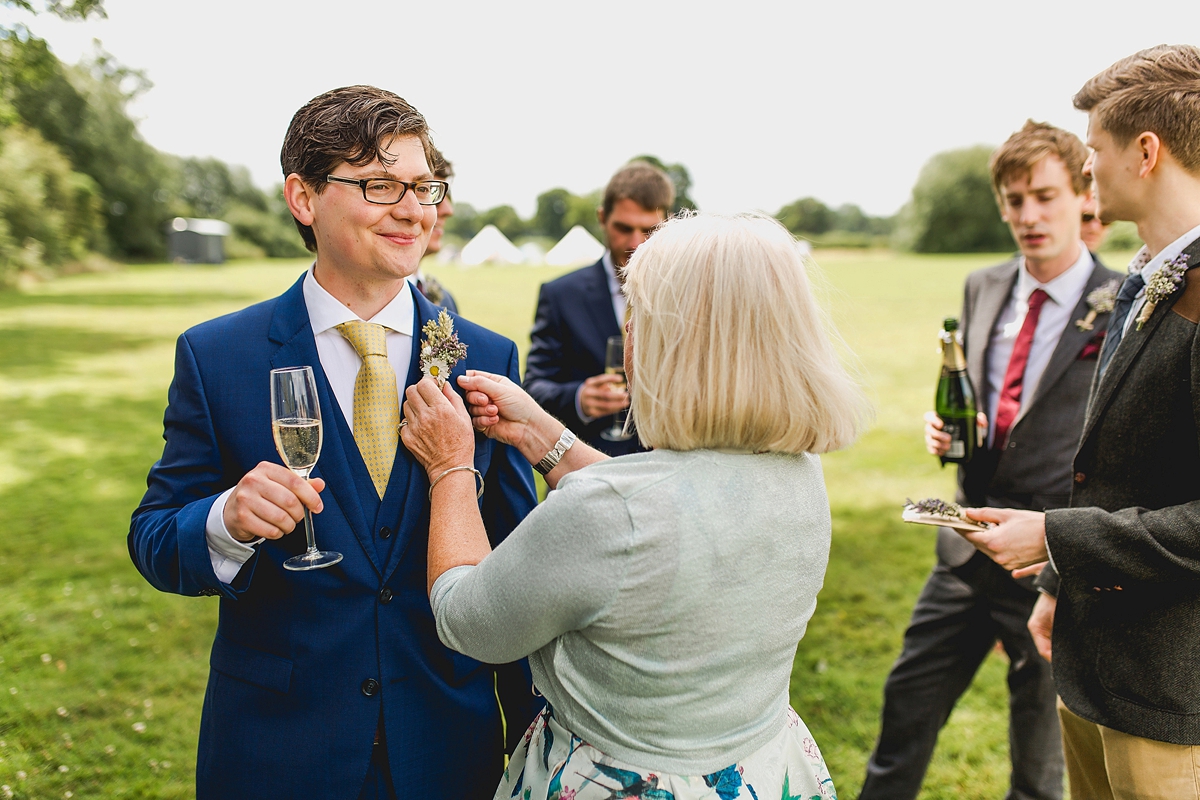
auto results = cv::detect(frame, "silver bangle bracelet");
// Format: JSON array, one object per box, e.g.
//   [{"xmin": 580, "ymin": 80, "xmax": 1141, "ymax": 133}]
[{"xmin": 427, "ymin": 465, "xmax": 484, "ymax": 502}]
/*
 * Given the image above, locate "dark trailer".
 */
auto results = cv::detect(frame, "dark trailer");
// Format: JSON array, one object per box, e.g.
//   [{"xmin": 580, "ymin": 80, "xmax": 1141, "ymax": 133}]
[{"xmin": 168, "ymin": 217, "xmax": 232, "ymax": 264}]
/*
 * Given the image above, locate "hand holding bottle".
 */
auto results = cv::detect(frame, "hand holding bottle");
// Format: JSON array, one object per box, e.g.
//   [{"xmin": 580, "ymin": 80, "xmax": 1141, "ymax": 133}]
[{"xmin": 925, "ymin": 411, "xmax": 988, "ymax": 457}]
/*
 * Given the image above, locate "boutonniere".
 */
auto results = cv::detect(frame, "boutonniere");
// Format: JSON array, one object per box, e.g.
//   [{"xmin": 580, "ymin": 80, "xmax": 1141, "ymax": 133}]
[
  {"xmin": 1136, "ymin": 253, "xmax": 1191, "ymax": 329},
  {"xmin": 420, "ymin": 309, "xmax": 468, "ymax": 387},
  {"xmin": 1075, "ymin": 279, "xmax": 1120, "ymax": 331}
]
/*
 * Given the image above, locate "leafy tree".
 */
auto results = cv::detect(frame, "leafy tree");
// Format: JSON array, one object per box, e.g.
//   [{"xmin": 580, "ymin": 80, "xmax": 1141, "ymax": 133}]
[
  {"xmin": 0, "ymin": 123, "xmax": 105, "ymax": 283},
  {"xmin": 631, "ymin": 154, "xmax": 697, "ymax": 213},
  {"xmin": 444, "ymin": 201, "xmax": 482, "ymax": 241},
  {"xmin": 533, "ymin": 188, "xmax": 572, "ymax": 241},
  {"xmin": 777, "ymin": 197, "xmax": 833, "ymax": 235},
  {"xmin": 894, "ymin": 146, "xmax": 1014, "ymax": 253},
  {"xmin": 478, "ymin": 204, "xmax": 526, "ymax": 240},
  {"xmin": 564, "ymin": 190, "xmax": 604, "ymax": 240},
  {"xmin": 2, "ymin": 0, "xmax": 105, "ymax": 19},
  {"xmin": 4, "ymin": 37, "xmax": 172, "ymax": 258}
]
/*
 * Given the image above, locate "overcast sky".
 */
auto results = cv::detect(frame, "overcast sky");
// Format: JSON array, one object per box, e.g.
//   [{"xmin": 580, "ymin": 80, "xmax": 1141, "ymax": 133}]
[{"xmin": 6, "ymin": 0, "xmax": 1193, "ymax": 217}]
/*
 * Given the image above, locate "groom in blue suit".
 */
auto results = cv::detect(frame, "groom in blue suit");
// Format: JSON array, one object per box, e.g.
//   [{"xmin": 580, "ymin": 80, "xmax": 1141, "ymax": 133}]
[{"xmin": 129, "ymin": 86, "xmax": 538, "ymax": 800}]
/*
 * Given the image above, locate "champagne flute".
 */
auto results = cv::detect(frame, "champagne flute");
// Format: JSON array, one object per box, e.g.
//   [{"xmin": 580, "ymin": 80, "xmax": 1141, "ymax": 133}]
[
  {"xmin": 600, "ymin": 334, "xmax": 633, "ymax": 442},
  {"xmin": 271, "ymin": 366, "xmax": 343, "ymax": 571}
]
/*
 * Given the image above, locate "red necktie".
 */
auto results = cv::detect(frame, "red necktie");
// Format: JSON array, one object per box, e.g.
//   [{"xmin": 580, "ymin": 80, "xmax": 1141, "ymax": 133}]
[{"xmin": 992, "ymin": 288, "xmax": 1049, "ymax": 450}]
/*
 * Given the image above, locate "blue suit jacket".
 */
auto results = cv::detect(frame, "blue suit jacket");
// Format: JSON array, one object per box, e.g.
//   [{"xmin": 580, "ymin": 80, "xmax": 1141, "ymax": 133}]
[
  {"xmin": 129, "ymin": 276, "xmax": 539, "ymax": 800},
  {"xmin": 523, "ymin": 258, "xmax": 646, "ymax": 456}
]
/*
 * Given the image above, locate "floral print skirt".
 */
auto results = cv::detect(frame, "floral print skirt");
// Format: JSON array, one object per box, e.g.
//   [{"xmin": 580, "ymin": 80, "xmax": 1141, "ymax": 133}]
[{"xmin": 496, "ymin": 703, "xmax": 837, "ymax": 800}]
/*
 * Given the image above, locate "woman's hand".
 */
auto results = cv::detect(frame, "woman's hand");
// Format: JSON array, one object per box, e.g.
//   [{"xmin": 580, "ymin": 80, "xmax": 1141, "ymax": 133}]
[
  {"xmin": 458, "ymin": 370, "xmax": 549, "ymax": 452},
  {"xmin": 400, "ymin": 377, "xmax": 476, "ymax": 478}
]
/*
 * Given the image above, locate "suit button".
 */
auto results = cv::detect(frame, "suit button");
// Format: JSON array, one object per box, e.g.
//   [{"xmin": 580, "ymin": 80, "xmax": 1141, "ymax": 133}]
[
  {"xmin": 379, "ymin": 526, "xmax": 391, "ymax": 540},
  {"xmin": 361, "ymin": 678, "xmax": 380, "ymax": 697},
  {"xmin": 1074, "ymin": 472, "xmax": 1087, "ymax": 484},
  {"xmin": 378, "ymin": 587, "xmax": 393, "ymax": 604}
]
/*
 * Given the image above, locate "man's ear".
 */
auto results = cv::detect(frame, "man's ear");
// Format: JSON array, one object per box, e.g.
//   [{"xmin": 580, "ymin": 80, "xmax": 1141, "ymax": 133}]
[
  {"xmin": 1136, "ymin": 131, "xmax": 1162, "ymax": 178},
  {"xmin": 596, "ymin": 206, "xmax": 606, "ymax": 226},
  {"xmin": 284, "ymin": 174, "xmax": 316, "ymax": 227}
]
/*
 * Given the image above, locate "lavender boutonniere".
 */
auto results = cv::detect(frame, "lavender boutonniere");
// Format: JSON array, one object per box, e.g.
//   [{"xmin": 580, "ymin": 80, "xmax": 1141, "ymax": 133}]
[
  {"xmin": 1075, "ymin": 279, "xmax": 1120, "ymax": 331},
  {"xmin": 419, "ymin": 310, "xmax": 468, "ymax": 387},
  {"xmin": 1136, "ymin": 253, "xmax": 1191, "ymax": 330}
]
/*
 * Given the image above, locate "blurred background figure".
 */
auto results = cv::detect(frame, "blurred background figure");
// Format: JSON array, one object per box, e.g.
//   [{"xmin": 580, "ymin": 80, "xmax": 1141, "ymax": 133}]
[
  {"xmin": 523, "ymin": 160, "xmax": 674, "ymax": 456},
  {"xmin": 410, "ymin": 146, "xmax": 459, "ymax": 312},
  {"xmin": 1080, "ymin": 187, "xmax": 1111, "ymax": 253}
]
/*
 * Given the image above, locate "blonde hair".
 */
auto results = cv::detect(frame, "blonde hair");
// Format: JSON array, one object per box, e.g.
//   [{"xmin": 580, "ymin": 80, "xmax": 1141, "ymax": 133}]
[
  {"xmin": 1074, "ymin": 45, "xmax": 1200, "ymax": 172},
  {"xmin": 621, "ymin": 212, "xmax": 868, "ymax": 454}
]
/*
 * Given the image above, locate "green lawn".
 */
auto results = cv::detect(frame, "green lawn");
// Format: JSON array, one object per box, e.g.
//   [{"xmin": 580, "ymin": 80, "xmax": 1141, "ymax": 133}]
[{"xmin": 0, "ymin": 252, "xmax": 1129, "ymax": 798}]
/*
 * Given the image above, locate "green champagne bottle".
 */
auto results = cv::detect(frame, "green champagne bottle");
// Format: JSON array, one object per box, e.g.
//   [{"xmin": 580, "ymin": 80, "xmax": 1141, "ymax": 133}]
[{"xmin": 935, "ymin": 317, "xmax": 977, "ymax": 466}]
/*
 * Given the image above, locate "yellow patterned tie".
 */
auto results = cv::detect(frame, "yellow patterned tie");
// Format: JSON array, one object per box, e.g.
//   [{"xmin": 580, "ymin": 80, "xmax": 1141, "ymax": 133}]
[{"xmin": 336, "ymin": 321, "xmax": 399, "ymax": 498}]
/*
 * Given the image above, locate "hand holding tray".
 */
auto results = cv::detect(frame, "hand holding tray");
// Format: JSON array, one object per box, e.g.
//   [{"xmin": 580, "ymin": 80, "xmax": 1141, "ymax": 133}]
[{"xmin": 901, "ymin": 498, "xmax": 993, "ymax": 533}]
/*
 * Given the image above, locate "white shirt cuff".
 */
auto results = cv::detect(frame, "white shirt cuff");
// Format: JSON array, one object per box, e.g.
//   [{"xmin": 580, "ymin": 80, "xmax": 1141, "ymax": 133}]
[
  {"xmin": 575, "ymin": 383, "xmax": 597, "ymax": 425},
  {"xmin": 206, "ymin": 488, "xmax": 262, "ymax": 584}
]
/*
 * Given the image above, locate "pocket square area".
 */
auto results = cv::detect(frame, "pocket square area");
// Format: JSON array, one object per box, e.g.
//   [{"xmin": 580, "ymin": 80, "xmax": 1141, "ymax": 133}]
[{"xmin": 1079, "ymin": 330, "xmax": 1106, "ymax": 360}]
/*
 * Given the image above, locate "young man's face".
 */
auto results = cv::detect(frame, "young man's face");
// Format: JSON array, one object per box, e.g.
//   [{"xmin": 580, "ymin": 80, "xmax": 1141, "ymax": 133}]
[
  {"xmin": 1079, "ymin": 190, "xmax": 1110, "ymax": 252},
  {"xmin": 298, "ymin": 134, "xmax": 436, "ymax": 284},
  {"xmin": 599, "ymin": 198, "xmax": 666, "ymax": 270},
  {"xmin": 1083, "ymin": 118, "xmax": 1142, "ymax": 225},
  {"xmin": 999, "ymin": 154, "xmax": 1086, "ymax": 271}
]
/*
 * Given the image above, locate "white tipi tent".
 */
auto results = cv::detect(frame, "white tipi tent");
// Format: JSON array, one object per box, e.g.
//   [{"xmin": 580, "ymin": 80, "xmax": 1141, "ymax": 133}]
[
  {"xmin": 460, "ymin": 225, "xmax": 524, "ymax": 266},
  {"xmin": 545, "ymin": 225, "xmax": 605, "ymax": 267}
]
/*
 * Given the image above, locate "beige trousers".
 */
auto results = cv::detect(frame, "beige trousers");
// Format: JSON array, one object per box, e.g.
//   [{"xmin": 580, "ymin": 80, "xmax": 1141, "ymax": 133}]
[{"xmin": 1058, "ymin": 697, "xmax": 1200, "ymax": 799}]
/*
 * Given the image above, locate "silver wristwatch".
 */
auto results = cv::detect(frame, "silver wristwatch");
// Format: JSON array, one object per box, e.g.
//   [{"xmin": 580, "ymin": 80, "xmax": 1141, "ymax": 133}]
[{"xmin": 535, "ymin": 428, "xmax": 577, "ymax": 475}]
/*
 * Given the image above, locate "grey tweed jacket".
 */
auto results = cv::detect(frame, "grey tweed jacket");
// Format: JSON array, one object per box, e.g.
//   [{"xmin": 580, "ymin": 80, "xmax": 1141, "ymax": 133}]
[{"xmin": 1041, "ymin": 235, "xmax": 1200, "ymax": 745}]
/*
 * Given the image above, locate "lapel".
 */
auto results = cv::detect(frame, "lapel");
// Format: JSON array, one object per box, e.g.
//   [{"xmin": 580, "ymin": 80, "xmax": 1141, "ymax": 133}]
[
  {"xmin": 267, "ymin": 275, "xmax": 378, "ymax": 574},
  {"xmin": 380, "ymin": 285, "xmax": 443, "ymax": 584},
  {"xmin": 581, "ymin": 259, "xmax": 622, "ymax": 366},
  {"xmin": 1080, "ymin": 238, "xmax": 1200, "ymax": 447},
  {"xmin": 968, "ymin": 259, "xmax": 1019, "ymax": 392},
  {"xmin": 1022, "ymin": 255, "xmax": 1113, "ymax": 415}
]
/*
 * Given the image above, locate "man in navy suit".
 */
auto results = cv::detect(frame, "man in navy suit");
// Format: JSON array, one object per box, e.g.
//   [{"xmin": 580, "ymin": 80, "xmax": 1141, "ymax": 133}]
[
  {"xmin": 129, "ymin": 86, "xmax": 537, "ymax": 800},
  {"xmin": 524, "ymin": 161, "xmax": 674, "ymax": 455}
]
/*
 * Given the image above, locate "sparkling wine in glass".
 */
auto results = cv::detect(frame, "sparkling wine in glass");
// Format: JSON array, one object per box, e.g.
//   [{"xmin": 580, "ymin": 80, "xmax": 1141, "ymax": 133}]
[
  {"xmin": 600, "ymin": 334, "xmax": 633, "ymax": 442},
  {"xmin": 271, "ymin": 366, "xmax": 343, "ymax": 571}
]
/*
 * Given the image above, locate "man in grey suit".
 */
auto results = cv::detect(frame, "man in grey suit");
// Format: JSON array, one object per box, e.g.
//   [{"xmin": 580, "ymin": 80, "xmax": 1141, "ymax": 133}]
[
  {"xmin": 964, "ymin": 45, "xmax": 1200, "ymax": 799},
  {"xmin": 859, "ymin": 121, "xmax": 1120, "ymax": 800}
]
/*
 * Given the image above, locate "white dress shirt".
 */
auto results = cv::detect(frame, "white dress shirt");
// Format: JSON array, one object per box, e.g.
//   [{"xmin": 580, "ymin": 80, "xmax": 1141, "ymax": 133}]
[
  {"xmin": 984, "ymin": 245, "xmax": 1092, "ymax": 447},
  {"xmin": 574, "ymin": 250, "xmax": 626, "ymax": 424},
  {"xmin": 1121, "ymin": 222, "xmax": 1200, "ymax": 335},
  {"xmin": 205, "ymin": 267, "xmax": 415, "ymax": 583}
]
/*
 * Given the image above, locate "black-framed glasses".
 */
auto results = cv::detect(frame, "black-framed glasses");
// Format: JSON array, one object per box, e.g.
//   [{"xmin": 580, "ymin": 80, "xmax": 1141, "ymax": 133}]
[{"xmin": 325, "ymin": 175, "xmax": 449, "ymax": 205}]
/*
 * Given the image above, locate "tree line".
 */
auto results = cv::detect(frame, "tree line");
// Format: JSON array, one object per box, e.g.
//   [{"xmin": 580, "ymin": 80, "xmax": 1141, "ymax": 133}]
[
  {"xmin": 0, "ymin": 1, "xmax": 306, "ymax": 286},
  {"xmin": 0, "ymin": 1, "xmax": 1134, "ymax": 289}
]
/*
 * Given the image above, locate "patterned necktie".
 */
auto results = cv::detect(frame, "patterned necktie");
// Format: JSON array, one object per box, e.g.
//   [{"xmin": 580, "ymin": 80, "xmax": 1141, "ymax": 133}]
[
  {"xmin": 1097, "ymin": 271, "xmax": 1146, "ymax": 379},
  {"xmin": 336, "ymin": 321, "xmax": 399, "ymax": 498},
  {"xmin": 992, "ymin": 288, "xmax": 1049, "ymax": 450}
]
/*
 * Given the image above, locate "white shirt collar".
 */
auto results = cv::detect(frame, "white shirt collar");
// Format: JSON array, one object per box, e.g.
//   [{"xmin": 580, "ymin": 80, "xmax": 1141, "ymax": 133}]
[
  {"xmin": 1016, "ymin": 243, "xmax": 1092, "ymax": 309},
  {"xmin": 1132, "ymin": 222, "xmax": 1200, "ymax": 289},
  {"xmin": 302, "ymin": 266, "xmax": 415, "ymax": 338},
  {"xmin": 600, "ymin": 250, "xmax": 621, "ymax": 298}
]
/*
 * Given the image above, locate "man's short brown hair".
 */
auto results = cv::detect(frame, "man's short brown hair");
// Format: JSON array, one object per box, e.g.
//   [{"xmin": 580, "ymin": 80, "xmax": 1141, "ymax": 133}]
[
  {"xmin": 1074, "ymin": 44, "xmax": 1200, "ymax": 173},
  {"xmin": 280, "ymin": 85, "xmax": 435, "ymax": 251},
  {"xmin": 430, "ymin": 145, "xmax": 453, "ymax": 180},
  {"xmin": 602, "ymin": 161, "xmax": 675, "ymax": 217},
  {"xmin": 990, "ymin": 120, "xmax": 1090, "ymax": 197}
]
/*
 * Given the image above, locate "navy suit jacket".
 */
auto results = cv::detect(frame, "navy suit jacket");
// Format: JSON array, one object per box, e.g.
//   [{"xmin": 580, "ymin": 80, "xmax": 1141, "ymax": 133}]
[
  {"xmin": 129, "ymin": 276, "xmax": 539, "ymax": 800},
  {"xmin": 523, "ymin": 258, "xmax": 646, "ymax": 456}
]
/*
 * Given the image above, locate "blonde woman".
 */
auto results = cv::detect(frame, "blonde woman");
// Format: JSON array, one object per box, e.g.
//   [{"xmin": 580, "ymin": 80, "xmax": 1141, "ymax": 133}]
[{"xmin": 401, "ymin": 212, "xmax": 867, "ymax": 799}]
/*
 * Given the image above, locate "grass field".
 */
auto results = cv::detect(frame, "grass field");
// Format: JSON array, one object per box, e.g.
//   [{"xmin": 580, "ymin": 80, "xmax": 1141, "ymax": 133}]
[{"xmin": 0, "ymin": 251, "xmax": 1131, "ymax": 798}]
